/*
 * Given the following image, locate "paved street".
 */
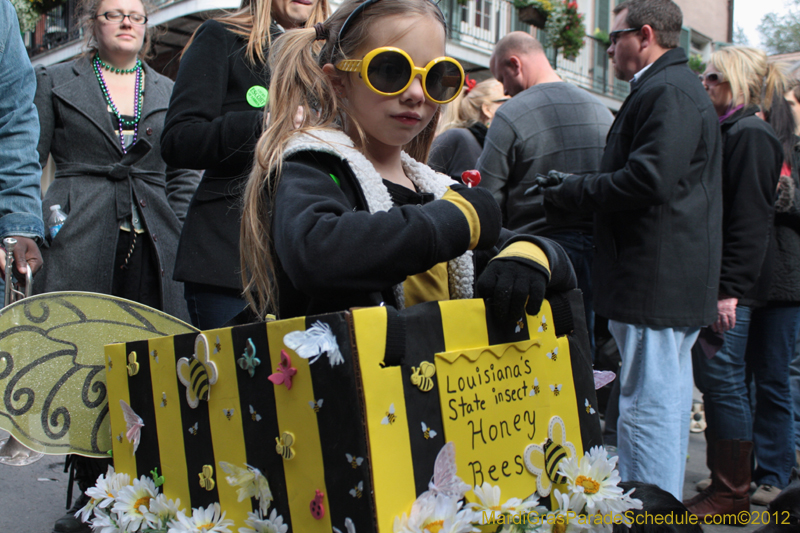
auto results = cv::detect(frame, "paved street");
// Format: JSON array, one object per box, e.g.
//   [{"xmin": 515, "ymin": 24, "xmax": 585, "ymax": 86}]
[{"xmin": 0, "ymin": 428, "xmax": 774, "ymax": 532}]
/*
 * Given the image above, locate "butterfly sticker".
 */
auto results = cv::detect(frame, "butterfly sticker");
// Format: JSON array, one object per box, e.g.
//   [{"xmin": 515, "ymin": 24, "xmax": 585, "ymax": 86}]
[
  {"xmin": 213, "ymin": 335, "xmax": 222, "ymax": 354},
  {"xmin": 332, "ymin": 518, "xmax": 356, "ymax": 533},
  {"xmin": 349, "ymin": 481, "xmax": 363, "ymax": 498},
  {"xmin": 119, "ymin": 400, "xmax": 144, "ymax": 455},
  {"xmin": 381, "ymin": 403, "xmax": 396, "ymax": 425},
  {"xmin": 593, "ymin": 370, "xmax": 616, "ymax": 390},
  {"xmin": 420, "ymin": 442, "xmax": 470, "ymax": 503},
  {"xmin": 249, "ymin": 405, "xmax": 261, "ymax": 422},
  {"xmin": 523, "ymin": 416, "xmax": 576, "ymax": 497},
  {"xmin": 309, "ymin": 399, "xmax": 324, "ymax": 412},
  {"xmin": 126, "ymin": 351, "xmax": 139, "ymax": 376},
  {"xmin": 150, "ymin": 349, "xmax": 159, "ymax": 364},
  {"xmin": 284, "ymin": 321, "xmax": 344, "ymax": 367},
  {"xmin": 268, "ymin": 350, "xmax": 297, "ymax": 390},
  {"xmin": 219, "ymin": 462, "xmax": 273, "ymax": 515},
  {"xmin": 223, "ymin": 408, "xmax": 235, "ymax": 420},
  {"xmin": 187, "ymin": 422, "xmax": 198, "ymax": 436},
  {"xmin": 176, "ymin": 334, "xmax": 219, "ymax": 409},
  {"xmin": 421, "ymin": 421, "xmax": 437, "ymax": 439},
  {"xmin": 199, "ymin": 464, "xmax": 215, "ymax": 491},
  {"xmin": 237, "ymin": 338, "xmax": 261, "ymax": 378},
  {"xmin": 346, "ymin": 453, "xmax": 364, "ymax": 468},
  {"xmin": 585, "ymin": 399, "xmax": 596, "ymax": 415},
  {"xmin": 538, "ymin": 315, "xmax": 548, "ymax": 333},
  {"xmin": 529, "ymin": 377, "xmax": 540, "ymax": 397}
]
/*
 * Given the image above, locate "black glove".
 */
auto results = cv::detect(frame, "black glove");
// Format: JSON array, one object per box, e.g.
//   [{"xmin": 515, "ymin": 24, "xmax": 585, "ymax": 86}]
[
  {"xmin": 524, "ymin": 170, "xmax": 574, "ymax": 196},
  {"xmin": 442, "ymin": 184, "xmax": 502, "ymax": 251},
  {"xmin": 476, "ymin": 256, "xmax": 549, "ymax": 322}
]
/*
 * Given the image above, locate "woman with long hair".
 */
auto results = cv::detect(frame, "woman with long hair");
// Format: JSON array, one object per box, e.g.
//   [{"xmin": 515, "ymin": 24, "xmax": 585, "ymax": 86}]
[
  {"xmin": 161, "ymin": 0, "xmax": 329, "ymax": 329},
  {"xmin": 34, "ymin": 0, "xmax": 201, "ymax": 530},
  {"xmin": 685, "ymin": 46, "xmax": 789, "ymax": 517}
]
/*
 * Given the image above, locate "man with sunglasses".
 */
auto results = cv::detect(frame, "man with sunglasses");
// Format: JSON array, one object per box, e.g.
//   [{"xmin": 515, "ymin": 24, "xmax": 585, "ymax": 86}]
[
  {"xmin": 538, "ymin": 0, "xmax": 722, "ymax": 500},
  {"xmin": 477, "ymin": 31, "xmax": 613, "ymax": 358}
]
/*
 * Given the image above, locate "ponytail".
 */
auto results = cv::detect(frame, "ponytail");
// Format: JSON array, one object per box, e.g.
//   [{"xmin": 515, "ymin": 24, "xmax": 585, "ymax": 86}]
[{"xmin": 762, "ymin": 62, "xmax": 789, "ymax": 113}]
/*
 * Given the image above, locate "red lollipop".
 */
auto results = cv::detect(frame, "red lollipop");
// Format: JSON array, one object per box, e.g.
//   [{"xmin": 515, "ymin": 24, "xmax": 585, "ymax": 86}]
[{"xmin": 461, "ymin": 170, "xmax": 481, "ymax": 188}]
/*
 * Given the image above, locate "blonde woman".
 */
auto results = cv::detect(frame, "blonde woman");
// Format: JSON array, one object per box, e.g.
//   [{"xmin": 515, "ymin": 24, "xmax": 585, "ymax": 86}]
[
  {"xmin": 161, "ymin": 0, "xmax": 329, "ymax": 329},
  {"xmin": 687, "ymin": 46, "xmax": 789, "ymax": 517},
  {"xmin": 429, "ymin": 78, "xmax": 507, "ymax": 181}
]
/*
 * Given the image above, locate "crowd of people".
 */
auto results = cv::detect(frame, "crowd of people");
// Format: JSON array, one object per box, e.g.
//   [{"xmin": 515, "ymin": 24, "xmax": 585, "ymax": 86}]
[{"xmin": 2, "ymin": 0, "xmax": 800, "ymax": 530}]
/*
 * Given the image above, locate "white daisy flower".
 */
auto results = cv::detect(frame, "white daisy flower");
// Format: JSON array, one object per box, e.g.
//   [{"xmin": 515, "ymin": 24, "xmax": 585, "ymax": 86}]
[
  {"xmin": 238, "ymin": 509, "xmax": 288, "ymax": 533},
  {"xmin": 86, "ymin": 466, "xmax": 131, "ymax": 510},
  {"xmin": 143, "ymin": 494, "xmax": 181, "ymax": 529},
  {"xmin": 113, "ymin": 475, "xmax": 158, "ymax": 531},
  {"xmin": 467, "ymin": 482, "xmax": 541, "ymax": 517},
  {"xmin": 168, "ymin": 503, "xmax": 234, "ymax": 533},
  {"xmin": 558, "ymin": 446, "xmax": 637, "ymax": 516},
  {"xmin": 405, "ymin": 494, "xmax": 478, "ymax": 533},
  {"xmin": 537, "ymin": 489, "xmax": 590, "ymax": 533},
  {"xmin": 89, "ymin": 509, "xmax": 123, "ymax": 533}
]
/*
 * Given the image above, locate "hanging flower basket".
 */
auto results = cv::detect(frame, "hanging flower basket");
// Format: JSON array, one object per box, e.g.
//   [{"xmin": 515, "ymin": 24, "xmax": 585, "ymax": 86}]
[{"xmin": 518, "ymin": 5, "xmax": 548, "ymax": 28}]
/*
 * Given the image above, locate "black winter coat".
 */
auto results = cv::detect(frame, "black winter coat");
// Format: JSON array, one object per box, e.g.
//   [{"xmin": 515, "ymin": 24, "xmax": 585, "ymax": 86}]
[
  {"xmin": 718, "ymin": 106, "xmax": 782, "ymax": 303},
  {"xmin": 767, "ymin": 143, "xmax": 800, "ymax": 303},
  {"xmin": 161, "ymin": 19, "xmax": 274, "ymax": 290},
  {"xmin": 543, "ymin": 48, "xmax": 723, "ymax": 327}
]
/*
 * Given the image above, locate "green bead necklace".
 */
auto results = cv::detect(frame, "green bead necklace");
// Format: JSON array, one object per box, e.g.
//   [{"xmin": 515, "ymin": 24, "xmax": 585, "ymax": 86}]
[
  {"xmin": 92, "ymin": 55, "xmax": 143, "ymax": 153},
  {"xmin": 95, "ymin": 54, "xmax": 141, "ymax": 74}
]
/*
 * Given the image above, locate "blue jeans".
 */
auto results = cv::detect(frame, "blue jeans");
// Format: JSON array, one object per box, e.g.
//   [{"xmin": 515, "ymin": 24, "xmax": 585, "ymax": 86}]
[
  {"xmin": 692, "ymin": 306, "xmax": 753, "ymax": 442},
  {"xmin": 609, "ymin": 320, "xmax": 699, "ymax": 500},
  {"xmin": 184, "ymin": 282, "xmax": 247, "ymax": 330},
  {"xmin": 745, "ymin": 304, "xmax": 800, "ymax": 488},
  {"xmin": 791, "ymin": 327, "xmax": 800, "ymax": 454},
  {"xmin": 548, "ymin": 231, "xmax": 594, "ymax": 358}
]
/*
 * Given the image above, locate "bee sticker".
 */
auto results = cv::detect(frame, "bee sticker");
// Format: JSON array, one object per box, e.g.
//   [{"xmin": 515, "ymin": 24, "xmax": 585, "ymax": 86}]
[
  {"xmin": 346, "ymin": 453, "xmax": 364, "ymax": 469},
  {"xmin": 213, "ymin": 335, "xmax": 222, "ymax": 354},
  {"xmin": 116, "ymin": 433, "xmax": 123, "ymax": 442},
  {"xmin": 381, "ymin": 403, "xmax": 396, "ymax": 425},
  {"xmin": 410, "ymin": 361, "xmax": 436, "ymax": 392},
  {"xmin": 310, "ymin": 490, "xmax": 325, "ymax": 520},
  {"xmin": 309, "ymin": 399, "xmax": 324, "ymax": 412},
  {"xmin": 176, "ymin": 334, "xmax": 219, "ymax": 409},
  {"xmin": 223, "ymin": 408, "xmax": 235, "ymax": 420},
  {"xmin": 523, "ymin": 416, "xmax": 576, "ymax": 497},
  {"xmin": 237, "ymin": 338, "xmax": 261, "ymax": 378},
  {"xmin": 107, "ymin": 356, "xmax": 113, "ymax": 371},
  {"xmin": 515, "ymin": 317, "xmax": 525, "ymax": 333},
  {"xmin": 160, "ymin": 392, "xmax": 167, "ymax": 408},
  {"xmin": 585, "ymin": 399, "xmax": 596, "ymax": 415},
  {"xmin": 198, "ymin": 464, "xmax": 215, "ymax": 491},
  {"xmin": 127, "ymin": 351, "xmax": 139, "ymax": 376},
  {"xmin": 546, "ymin": 347, "xmax": 558, "ymax": 362},
  {"xmin": 421, "ymin": 421, "xmax": 437, "ymax": 439},
  {"xmin": 550, "ymin": 384, "xmax": 562, "ymax": 396},
  {"xmin": 249, "ymin": 405, "xmax": 261, "ymax": 422},
  {"xmin": 529, "ymin": 377, "xmax": 540, "ymax": 397},
  {"xmin": 538, "ymin": 315, "xmax": 548, "ymax": 333},
  {"xmin": 276, "ymin": 431, "xmax": 296, "ymax": 460},
  {"xmin": 150, "ymin": 349, "xmax": 159, "ymax": 364},
  {"xmin": 349, "ymin": 481, "xmax": 363, "ymax": 499},
  {"xmin": 187, "ymin": 422, "xmax": 198, "ymax": 436}
]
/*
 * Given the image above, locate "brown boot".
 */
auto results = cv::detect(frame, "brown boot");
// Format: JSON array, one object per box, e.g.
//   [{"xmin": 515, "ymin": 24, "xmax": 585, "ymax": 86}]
[
  {"xmin": 684, "ymin": 440, "xmax": 752, "ymax": 521},
  {"xmin": 684, "ymin": 429, "xmax": 716, "ymax": 508}
]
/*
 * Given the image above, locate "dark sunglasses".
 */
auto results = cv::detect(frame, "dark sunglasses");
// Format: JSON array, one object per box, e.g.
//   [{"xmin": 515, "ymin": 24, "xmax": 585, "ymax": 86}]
[
  {"xmin": 609, "ymin": 27, "xmax": 641, "ymax": 45},
  {"xmin": 698, "ymin": 72, "xmax": 723, "ymax": 84},
  {"xmin": 336, "ymin": 47, "xmax": 464, "ymax": 104}
]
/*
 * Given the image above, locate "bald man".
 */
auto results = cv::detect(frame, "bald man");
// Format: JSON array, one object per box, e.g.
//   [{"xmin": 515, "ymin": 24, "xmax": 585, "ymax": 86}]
[{"xmin": 477, "ymin": 32, "xmax": 613, "ymax": 347}]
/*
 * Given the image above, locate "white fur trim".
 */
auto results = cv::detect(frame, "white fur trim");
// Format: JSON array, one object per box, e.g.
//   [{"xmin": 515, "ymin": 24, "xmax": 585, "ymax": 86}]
[{"xmin": 284, "ymin": 129, "xmax": 475, "ymax": 308}]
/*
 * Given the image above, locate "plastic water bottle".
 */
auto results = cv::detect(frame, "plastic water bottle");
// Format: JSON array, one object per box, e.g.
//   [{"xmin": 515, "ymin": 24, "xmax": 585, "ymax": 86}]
[{"xmin": 48, "ymin": 204, "xmax": 67, "ymax": 241}]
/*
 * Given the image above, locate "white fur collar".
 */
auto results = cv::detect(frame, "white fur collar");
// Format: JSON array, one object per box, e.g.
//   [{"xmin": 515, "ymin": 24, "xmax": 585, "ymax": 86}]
[{"xmin": 284, "ymin": 128, "xmax": 474, "ymax": 308}]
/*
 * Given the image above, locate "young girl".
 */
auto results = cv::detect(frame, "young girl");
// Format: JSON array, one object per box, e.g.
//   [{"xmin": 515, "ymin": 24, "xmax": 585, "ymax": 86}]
[{"xmin": 240, "ymin": 0, "xmax": 575, "ymax": 321}]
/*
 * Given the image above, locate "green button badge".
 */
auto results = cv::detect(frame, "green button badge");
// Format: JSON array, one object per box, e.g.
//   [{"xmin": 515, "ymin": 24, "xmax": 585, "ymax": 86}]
[{"xmin": 246, "ymin": 85, "xmax": 269, "ymax": 108}]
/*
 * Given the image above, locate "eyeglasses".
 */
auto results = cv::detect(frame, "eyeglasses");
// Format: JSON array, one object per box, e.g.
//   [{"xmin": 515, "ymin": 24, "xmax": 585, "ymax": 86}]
[
  {"xmin": 96, "ymin": 11, "xmax": 148, "ymax": 25},
  {"xmin": 336, "ymin": 47, "xmax": 465, "ymax": 104},
  {"xmin": 609, "ymin": 27, "xmax": 641, "ymax": 45},
  {"xmin": 698, "ymin": 72, "xmax": 723, "ymax": 84},
  {"xmin": 493, "ymin": 98, "xmax": 510, "ymax": 103}
]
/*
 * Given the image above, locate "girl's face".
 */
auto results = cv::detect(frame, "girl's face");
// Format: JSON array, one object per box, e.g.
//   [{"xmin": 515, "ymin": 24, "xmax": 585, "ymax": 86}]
[
  {"xmin": 271, "ymin": 0, "xmax": 315, "ymax": 30},
  {"xmin": 701, "ymin": 63, "xmax": 733, "ymax": 117},
  {"xmin": 337, "ymin": 14, "xmax": 444, "ymax": 159},
  {"xmin": 93, "ymin": 0, "xmax": 147, "ymax": 58}
]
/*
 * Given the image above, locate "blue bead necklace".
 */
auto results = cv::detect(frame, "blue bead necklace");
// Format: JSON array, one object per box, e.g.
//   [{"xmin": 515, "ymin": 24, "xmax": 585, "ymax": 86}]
[{"xmin": 93, "ymin": 54, "xmax": 143, "ymax": 154}]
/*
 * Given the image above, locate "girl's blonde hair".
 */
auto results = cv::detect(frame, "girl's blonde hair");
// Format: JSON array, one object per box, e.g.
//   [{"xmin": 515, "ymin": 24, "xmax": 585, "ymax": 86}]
[
  {"xmin": 437, "ymin": 78, "xmax": 503, "ymax": 135},
  {"xmin": 240, "ymin": 0, "xmax": 448, "ymax": 319},
  {"xmin": 710, "ymin": 46, "xmax": 788, "ymax": 112},
  {"xmin": 78, "ymin": 0, "xmax": 156, "ymax": 60},
  {"xmin": 185, "ymin": 0, "xmax": 330, "ymax": 65}
]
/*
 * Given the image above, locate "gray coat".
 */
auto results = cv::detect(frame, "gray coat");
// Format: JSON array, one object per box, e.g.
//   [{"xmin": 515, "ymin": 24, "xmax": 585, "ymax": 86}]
[{"xmin": 33, "ymin": 57, "xmax": 200, "ymax": 321}]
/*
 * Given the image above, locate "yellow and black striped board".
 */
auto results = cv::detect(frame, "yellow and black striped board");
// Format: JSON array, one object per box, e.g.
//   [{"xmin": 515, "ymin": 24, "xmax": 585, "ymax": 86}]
[{"xmin": 106, "ymin": 290, "xmax": 599, "ymax": 533}]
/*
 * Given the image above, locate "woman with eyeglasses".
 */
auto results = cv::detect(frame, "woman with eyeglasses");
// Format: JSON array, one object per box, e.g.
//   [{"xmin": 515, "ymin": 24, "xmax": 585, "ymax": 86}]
[
  {"xmin": 160, "ymin": 0, "xmax": 329, "ymax": 330},
  {"xmin": 429, "ymin": 78, "xmax": 507, "ymax": 182},
  {"xmin": 686, "ymin": 46, "xmax": 789, "ymax": 518},
  {"xmin": 33, "ymin": 0, "xmax": 201, "ymax": 531}
]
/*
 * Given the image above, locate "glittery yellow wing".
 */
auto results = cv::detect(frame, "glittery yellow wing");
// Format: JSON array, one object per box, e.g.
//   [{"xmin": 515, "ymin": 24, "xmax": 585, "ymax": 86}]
[{"xmin": 0, "ymin": 292, "xmax": 197, "ymax": 457}]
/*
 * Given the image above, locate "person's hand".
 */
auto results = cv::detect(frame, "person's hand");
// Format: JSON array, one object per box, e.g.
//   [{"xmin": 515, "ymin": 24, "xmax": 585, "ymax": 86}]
[
  {"xmin": 524, "ymin": 170, "xmax": 575, "ymax": 196},
  {"xmin": 711, "ymin": 296, "xmax": 738, "ymax": 334},
  {"xmin": 477, "ymin": 257, "xmax": 548, "ymax": 322},
  {"xmin": 0, "ymin": 236, "xmax": 43, "ymax": 284}
]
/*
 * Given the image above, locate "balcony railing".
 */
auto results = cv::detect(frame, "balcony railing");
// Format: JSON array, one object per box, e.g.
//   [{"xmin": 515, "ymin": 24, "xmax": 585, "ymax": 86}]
[{"xmin": 25, "ymin": 0, "xmax": 80, "ymax": 57}]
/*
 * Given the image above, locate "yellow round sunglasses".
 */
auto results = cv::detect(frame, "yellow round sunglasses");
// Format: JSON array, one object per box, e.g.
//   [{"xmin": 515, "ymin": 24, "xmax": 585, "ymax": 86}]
[{"xmin": 336, "ymin": 47, "xmax": 465, "ymax": 104}]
